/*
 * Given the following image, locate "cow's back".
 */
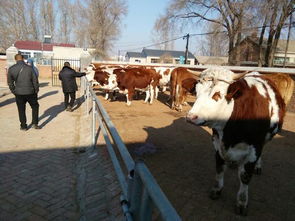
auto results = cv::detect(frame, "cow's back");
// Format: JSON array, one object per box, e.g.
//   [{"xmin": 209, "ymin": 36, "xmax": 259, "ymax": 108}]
[{"xmin": 264, "ymin": 73, "xmax": 294, "ymax": 106}]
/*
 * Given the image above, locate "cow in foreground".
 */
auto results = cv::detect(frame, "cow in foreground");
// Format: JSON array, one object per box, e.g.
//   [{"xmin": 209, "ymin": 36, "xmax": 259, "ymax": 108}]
[{"xmin": 186, "ymin": 67, "xmax": 286, "ymax": 215}]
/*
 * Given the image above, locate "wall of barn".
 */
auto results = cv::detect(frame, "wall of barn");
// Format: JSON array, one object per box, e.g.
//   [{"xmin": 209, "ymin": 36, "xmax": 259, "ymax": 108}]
[{"xmin": 37, "ymin": 65, "xmax": 51, "ymax": 78}]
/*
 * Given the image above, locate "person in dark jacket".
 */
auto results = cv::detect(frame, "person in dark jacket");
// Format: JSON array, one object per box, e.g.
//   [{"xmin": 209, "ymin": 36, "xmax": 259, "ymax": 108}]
[
  {"xmin": 7, "ymin": 54, "xmax": 40, "ymax": 130},
  {"xmin": 59, "ymin": 62, "xmax": 86, "ymax": 112}
]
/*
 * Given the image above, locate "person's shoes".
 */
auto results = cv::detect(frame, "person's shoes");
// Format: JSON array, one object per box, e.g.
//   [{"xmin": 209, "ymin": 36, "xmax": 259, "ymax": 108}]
[
  {"xmin": 20, "ymin": 126, "xmax": 28, "ymax": 131},
  {"xmin": 32, "ymin": 124, "xmax": 41, "ymax": 129},
  {"xmin": 66, "ymin": 106, "xmax": 73, "ymax": 112}
]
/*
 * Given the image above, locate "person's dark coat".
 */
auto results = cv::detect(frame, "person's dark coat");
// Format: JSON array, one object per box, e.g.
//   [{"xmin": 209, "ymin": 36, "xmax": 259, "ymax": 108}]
[
  {"xmin": 58, "ymin": 66, "xmax": 85, "ymax": 93},
  {"xmin": 7, "ymin": 60, "xmax": 39, "ymax": 95}
]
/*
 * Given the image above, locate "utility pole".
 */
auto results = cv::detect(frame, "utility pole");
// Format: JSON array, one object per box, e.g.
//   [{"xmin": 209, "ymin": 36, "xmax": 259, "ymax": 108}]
[
  {"xmin": 183, "ymin": 34, "xmax": 190, "ymax": 64},
  {"xmin": 118, "ymin": 50, "xmax": 120, "ymax": 61}
]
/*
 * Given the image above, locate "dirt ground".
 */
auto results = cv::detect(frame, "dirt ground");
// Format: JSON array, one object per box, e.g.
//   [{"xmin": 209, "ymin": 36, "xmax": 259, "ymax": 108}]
[{"xmin": 96, "ymin": 89, "xmax": 295, "ymax": 221}]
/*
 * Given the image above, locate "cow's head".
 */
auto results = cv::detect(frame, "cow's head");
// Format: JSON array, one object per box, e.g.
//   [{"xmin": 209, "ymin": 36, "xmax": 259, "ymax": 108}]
[
  {"xmin": 105, "ymin": 74, "xmax": 118, "ymax": 90},
  {"xmin": 186, "ymin": 68, "xmax": 242, "ymax": 128}
]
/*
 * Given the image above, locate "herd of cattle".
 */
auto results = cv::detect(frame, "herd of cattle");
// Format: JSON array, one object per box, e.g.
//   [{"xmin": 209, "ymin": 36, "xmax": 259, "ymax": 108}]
[{"xmin": 85, "ymin": 64, "xmax": 294, "ymax": 216}]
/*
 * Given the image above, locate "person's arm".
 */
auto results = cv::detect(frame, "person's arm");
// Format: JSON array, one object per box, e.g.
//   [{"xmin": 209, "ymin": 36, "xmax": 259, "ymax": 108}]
[
  {"xmin": 74, "ymin": 71, "xmax": 86, "ymax": 78},
  {"xmin": 58, "ymin": 71, "xmax": 62, "ymax": 80},
  {"xmin": 7, "ymin": 68, "xmax": 16, "ymax": 94},
  {"xmin": 31, "ymin": 68, "xmax": 39, "ymax": 94}
]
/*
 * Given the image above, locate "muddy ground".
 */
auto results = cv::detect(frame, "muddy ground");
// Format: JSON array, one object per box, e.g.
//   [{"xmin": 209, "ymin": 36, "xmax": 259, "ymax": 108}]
[{"xmin": 96, "ymin": 89, "xmax": 295, "ymax": 221}]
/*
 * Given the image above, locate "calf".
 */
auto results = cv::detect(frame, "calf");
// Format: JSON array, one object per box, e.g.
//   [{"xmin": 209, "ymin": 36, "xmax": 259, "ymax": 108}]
[{"xmin": 186, "ymin": 67, "xmax": 286, "ymax": 215}]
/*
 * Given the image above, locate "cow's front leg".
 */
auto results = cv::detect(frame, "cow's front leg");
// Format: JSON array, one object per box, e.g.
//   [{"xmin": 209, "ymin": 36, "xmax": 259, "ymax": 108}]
[
  {"xmin": 254, "ymin": 156, "xmax": 262, "ymax": 175},
  {"xmin": 104, "ymin": 91, "xmax": 109, "ymax": 100},
  {"xmin": 149, "ymin": 86, "xmax": 154, "ymax": 104},
  {"xmin": 144, "ymin": 89, "xmax": 150, "ymax": 103},
  {"xmin": 155, "ymin": 86, "xmax": 159, "ymax": 99},
  {"xmin": 210, "ymin": 151, "xmax": 225, "ymax": 200},
  {"xmin": 126, "ymin": 89, "xmax": 133, "ymax": 106},
  {"xmin": 236, "ymin": 161, "xmax": 256, "ymax": 216}
]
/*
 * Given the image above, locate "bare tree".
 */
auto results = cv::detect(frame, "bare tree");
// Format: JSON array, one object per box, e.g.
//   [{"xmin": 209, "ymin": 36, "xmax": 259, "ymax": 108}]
[
  {"xmin": 259, "ymin": 0, "xmax": 295, "ymax": 66},
  {"xmin": 152, "ymin": 14, "xmax": 175, "ymax": 50},
  {"xmin": 85, "ymin": 0, "xmax": 127, "ymax": 58},
  {"xmin": 0, "ymin": 0, "xmax": 30, "ymax": 49},
  {"xmin": 40, "ymin": 0, "xmax": 55, "ymax": 41},
  {"xmin": 154, "ymin": 0, "xmax": 257, "ymax": 64},
  {"xmin": 26, "ymin": 0, "xmax": 40, "ymax": 40}
]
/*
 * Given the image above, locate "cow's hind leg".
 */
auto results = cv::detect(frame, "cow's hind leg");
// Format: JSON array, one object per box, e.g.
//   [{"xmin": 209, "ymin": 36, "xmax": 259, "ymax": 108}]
[
  {"xmin": 210, "ymin": 151, "xmax": 225, "ymax": 200},
  {"xmin": 236, "ymin": 161, "xmax": 256, "ymax": 216},
  {"xmin": 254, "ymin": 157, "xmax": 262, "ymax": 175}
]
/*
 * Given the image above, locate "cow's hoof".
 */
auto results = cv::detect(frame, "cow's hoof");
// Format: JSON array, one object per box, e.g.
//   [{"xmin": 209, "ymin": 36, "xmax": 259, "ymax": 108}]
[
  {"xmin": 235, "ymin": 204, "xmax": 248, "ymax": 216},
  {"xmin": 254, "ymin": 168, "xmax": 262, "ymax": 175},
  {"xmin": 209, "ymin": 189, "xmax": 222, "ymax": 200}
]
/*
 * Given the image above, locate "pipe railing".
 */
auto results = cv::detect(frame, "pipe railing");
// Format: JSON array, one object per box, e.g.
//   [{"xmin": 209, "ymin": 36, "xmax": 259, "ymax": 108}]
[{"xmin": 81, "ymin": 77, "xmax": 181, "ymax": 221}]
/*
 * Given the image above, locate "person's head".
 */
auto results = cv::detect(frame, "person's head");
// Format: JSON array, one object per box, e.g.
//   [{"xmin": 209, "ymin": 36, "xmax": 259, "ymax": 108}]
[
  {"xmin": 15, "ymin": 54, "xmax": 23, "ymax": 61},
  {"xmin": 64, "ymin": 62, "xmax": 71, "ymax": 67},
  {"xmin": 27, "ymin": 58, "xmax": 34, "ymax": 66}
]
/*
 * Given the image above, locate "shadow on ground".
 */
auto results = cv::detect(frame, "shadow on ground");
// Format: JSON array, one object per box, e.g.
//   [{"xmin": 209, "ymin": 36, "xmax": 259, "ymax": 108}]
[{"xmin": 0, "ymin": 90, "xmax": 59, "ymax": 108}]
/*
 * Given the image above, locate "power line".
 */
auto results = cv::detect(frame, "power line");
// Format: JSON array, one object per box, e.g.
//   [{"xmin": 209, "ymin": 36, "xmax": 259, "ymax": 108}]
[{"xmin": 118, "ymin": 22, "xmax": 294, "ymax": 53}]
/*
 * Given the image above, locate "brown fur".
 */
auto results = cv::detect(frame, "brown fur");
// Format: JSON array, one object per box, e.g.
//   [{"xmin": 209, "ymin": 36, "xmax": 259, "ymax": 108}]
[{"xmin": 170, "ymin": 67, "xmax": 200, "ymax": 110}]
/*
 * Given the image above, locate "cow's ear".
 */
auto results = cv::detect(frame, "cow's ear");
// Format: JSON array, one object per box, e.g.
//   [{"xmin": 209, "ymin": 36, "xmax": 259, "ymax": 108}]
[{"xmin": 225, "ymin": 82, "xmax": 241, "ymax": 101}]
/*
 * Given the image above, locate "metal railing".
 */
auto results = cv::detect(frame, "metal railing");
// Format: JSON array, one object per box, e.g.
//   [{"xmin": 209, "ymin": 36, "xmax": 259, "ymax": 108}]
[{"xmin": 81, "ymin": 77, "xmax": 181, "ymax": 221}]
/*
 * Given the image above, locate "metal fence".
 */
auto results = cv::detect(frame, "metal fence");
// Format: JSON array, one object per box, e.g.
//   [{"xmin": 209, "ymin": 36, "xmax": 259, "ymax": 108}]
[
  {"xmin": 51, "ymin": 58, "xmax": 81, "ymax": 86},
  {"xmin": 80, "ymin": 77, "xmax": 181, "ymax": 221}
]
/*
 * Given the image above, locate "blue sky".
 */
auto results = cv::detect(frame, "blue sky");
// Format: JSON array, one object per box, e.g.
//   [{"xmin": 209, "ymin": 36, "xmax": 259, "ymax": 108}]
[{"xmin": 112, "ymin": 0, "xmax": 193, "ymax": 55}]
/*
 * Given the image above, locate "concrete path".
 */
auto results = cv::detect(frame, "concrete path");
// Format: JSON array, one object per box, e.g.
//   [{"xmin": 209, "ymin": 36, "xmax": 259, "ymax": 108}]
[{"xmin": 0, "ymin": 80, "xmax": 122, "ymax": 221}]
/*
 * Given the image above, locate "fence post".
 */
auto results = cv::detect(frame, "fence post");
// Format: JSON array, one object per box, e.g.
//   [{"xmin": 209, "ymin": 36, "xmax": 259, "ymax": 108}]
[
  {"xmin": 92, "ymin": 98, "xmax": 96, "ymax": 148},
  {"xmin": 129, "ymin": 162, "xmax": 143, "ymax": 220},
  {"xmin": 139, "ymin": 187, "xmax": 153, "ymax": 221}
]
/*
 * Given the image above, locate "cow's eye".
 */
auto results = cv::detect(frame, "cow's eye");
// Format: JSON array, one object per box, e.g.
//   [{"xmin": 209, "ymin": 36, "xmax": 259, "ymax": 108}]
[{"xmin": 212, "ymin": 91, "xmax": 221, "ymax": 102}]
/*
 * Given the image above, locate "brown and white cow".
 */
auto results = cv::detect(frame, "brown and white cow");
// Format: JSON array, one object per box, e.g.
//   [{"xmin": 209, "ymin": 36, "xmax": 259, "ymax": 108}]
[
  {"xmin": 153, "ymin": 67, "xmax": 174, "ymax": 98},
  {"xmin": 110, "ymin": 68, "xmax": 161, "ymax": 106},
  {"xmin": 170, "ymin": 67, "xmax": 200, "ymax": 111},
  {"xmin": 186, "ymin": 67, "xmax": 286, "ymax": 215}
]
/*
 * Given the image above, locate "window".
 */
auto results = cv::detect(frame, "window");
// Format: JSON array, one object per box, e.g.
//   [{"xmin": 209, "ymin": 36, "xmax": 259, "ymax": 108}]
[
  {"xmin": 151, "ymin": 58, "xmax": 160, "ymax": 63},
  {"xmin": 274, "ymin": 57, "xmax": 289, "ymax": 64}
]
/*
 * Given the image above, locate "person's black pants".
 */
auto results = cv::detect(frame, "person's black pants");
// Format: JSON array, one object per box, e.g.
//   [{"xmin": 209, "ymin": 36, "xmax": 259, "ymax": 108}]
[
  {"xmin": 64, "ymin": 92, "xmax": 76, "ymax": 108},
  {"xmin": 15, "ymin": 93, "xmax": 39, "ymax": 128}
]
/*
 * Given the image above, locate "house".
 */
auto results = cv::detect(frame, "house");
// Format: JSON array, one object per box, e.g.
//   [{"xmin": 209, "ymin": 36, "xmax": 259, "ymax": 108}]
[
  {"xmin": 125, "ymin": 48, "xmax": 197, "ymax": 65},
  {"xmin": 14, "ymin": 35, "xmax": 75, "ymax": 65},
  {"xmin": 233, "ymin": 35, "xmax": 295, "ymax": 67}
]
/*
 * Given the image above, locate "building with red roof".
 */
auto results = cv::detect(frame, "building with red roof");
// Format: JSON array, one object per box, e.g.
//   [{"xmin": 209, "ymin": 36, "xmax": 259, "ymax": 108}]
[{"xmin": 14, "ymin": 36, "xmax": 75, "ymax": 64}]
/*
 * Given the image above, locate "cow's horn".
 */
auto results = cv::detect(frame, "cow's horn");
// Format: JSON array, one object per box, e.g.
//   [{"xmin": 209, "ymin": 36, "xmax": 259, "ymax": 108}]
[
  {"xmin": 233, "ymin": 72, "xmax": 248, "ymax": 80},
  {"xmin": 187, "ymin": 69, "xmax": 201, "ymax": 76}
]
